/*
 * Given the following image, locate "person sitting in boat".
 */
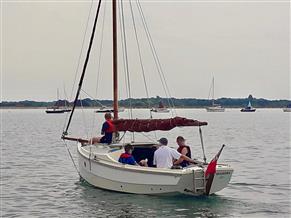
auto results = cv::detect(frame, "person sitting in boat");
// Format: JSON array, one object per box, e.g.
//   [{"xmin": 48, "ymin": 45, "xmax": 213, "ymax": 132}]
[
  {"xmin": 91, "ymin": 113, "xmax": 115, "ymax": 144},
  {"xmin": 176, "ymin": 136, "xmax": 192, "ymax": 167},
  {"xmin": 153, "ymin": 138, "xmax": 196, "ymax": 169},
  {"xmin": 119, "ymin": 144, "xmax": 148, "ymax": 166}
]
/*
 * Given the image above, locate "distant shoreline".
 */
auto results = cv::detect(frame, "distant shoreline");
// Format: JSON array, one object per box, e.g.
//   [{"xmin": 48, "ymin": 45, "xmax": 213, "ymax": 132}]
[
  {"xmin": 0, "ymin": 106, "xmax": 287, "ymax": 109},
  {"xmin": 1, "ymin": 97, "xmax": 290, "ymax": 109}
]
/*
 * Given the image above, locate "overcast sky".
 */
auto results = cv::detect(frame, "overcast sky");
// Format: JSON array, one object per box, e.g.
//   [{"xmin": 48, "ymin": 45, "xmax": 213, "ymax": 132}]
[{"xmin": 2, "ymin": 0, "xmax": 290, "ymax": 101}]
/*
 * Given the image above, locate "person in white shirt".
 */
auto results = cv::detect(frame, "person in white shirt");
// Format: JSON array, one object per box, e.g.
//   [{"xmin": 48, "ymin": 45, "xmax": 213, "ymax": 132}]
[{"xmin": 153, "ymin": 138, "xmax": 196, "ymax": 169}]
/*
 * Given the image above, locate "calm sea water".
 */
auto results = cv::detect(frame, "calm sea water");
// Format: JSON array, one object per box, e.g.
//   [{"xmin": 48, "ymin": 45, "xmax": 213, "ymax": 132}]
[{"xmin": 1, "ymin": 109, "xmax": 290, "ymax": 217}]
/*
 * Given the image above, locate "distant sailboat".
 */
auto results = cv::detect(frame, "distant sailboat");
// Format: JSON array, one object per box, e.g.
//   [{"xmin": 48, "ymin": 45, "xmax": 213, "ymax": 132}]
[
  {"xmin": 151, "ymin": 101, "xmax": 170, "ymax": 113},
  {"xmin": 95, "ymin": 106, "xmax": 125, "ymax": 113},
  {"xmin": 205, "ymin": 77, "xmax": 225, "ymax": 112},
  {"xmin": 241, "ymin": 101, "xmax": 256, "ymax": 112},
  {"xmin": 46, "ymin": 89, "xmax": 71, "ymax": 114},
  {"xmin": 282, "ymin": 103, "xmax": 291, "ymax": 112}
]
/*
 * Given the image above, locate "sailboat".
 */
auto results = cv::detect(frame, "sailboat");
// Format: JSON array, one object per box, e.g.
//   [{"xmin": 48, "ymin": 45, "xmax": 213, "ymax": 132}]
[
  {"xmin": 62, "ymin": 0, "xmax": 233, "ymax": 196},
  {"xmin": 241, "ymin": 101, "xmax": 256, "ymax": 112},
  {"xmin": 150, "ymin": 101, "xmax": 170, "ymax": 113},
  {"xmin": 205, "ymin": 77, "xmax": 225, "ymax": 112},
  {"xmin": 95, "ymin": 105, "xmax": 125, "ymax": 113},
  {"xmin": 45, "ymin": 89, "xmax": 71, "ymax": 114},
  {"xmin": 282, "ymin": 103, "xmax": 291, "ymax": 112}
]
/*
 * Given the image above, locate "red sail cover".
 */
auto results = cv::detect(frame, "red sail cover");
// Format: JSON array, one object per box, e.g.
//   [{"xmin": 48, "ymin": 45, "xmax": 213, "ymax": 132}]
[{"xmin": 112, "ymin": 116, "xmax": 207, "ymax": 132}]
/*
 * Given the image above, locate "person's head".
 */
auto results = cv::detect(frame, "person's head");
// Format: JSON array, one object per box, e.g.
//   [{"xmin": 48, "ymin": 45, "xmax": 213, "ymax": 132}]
[
  {"xmin": 104, "ymin": 113, "xmax": 112, "ymax": 120},
  {"xmin": 176, "ymin": 136, "xmax": 185, "ymax": 146},
  {"xmin": 158, "ymin": 138, "xmax": 168, "ymax": 146},
  {"xmin": 124, "ymin": 144, "xmax": 134, "ymax": 154}
]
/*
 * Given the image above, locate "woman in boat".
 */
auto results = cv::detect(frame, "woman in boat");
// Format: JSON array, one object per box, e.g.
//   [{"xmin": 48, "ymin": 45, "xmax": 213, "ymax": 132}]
[
  {"xmin": 176, "ymin": 136, "xmax": 192, "ymax": 167},
  {"xmin": 119, "ymin": 144, "xmax": 148, "ymax": 166},
  {"xmin": 91, "ymin": 113, "xmax": 115, "ymax": 144}
]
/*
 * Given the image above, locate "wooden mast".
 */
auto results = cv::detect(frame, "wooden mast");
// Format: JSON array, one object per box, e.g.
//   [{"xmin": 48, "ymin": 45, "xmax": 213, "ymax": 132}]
[{"xmin": 112, "ymin": 0, "xmax": 118, "ymax": 119}]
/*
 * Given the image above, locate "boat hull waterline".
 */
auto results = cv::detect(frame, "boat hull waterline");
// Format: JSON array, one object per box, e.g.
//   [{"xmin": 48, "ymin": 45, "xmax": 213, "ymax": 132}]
[
  {"xmin": 77, "ymin": 143, "xmax": 233, "ymax": 196},
  {"xmin": 95, "ymin": 107, "xmax": 125, "ymax": 113},
  {"xmin": 46, "ymin": 109, "xmax": 71, "ymax": 114},
  {"xmin": 283, "ymin": 108, "xmax": 291, "ymax": 112},
  {"xmin": 205, "ymin": 106, "xmax": 225, "ymax": 112},
  {"xmin": 150, "ymin": 108, "xmax": 170, "ymax": 113},
  {"xmin": 240, "ymin": 108, "xmax": 256, "ymax": 112}
]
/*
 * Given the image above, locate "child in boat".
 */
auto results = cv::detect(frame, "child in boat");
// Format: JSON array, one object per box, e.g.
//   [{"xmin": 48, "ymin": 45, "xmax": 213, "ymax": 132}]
[
  {"xmin": 119, "ymin": 144, "xmax": 148, "ymax": 166},
  {"xmin": 90, "ymin": 113, "xmax": 114, "ymax": 144}
]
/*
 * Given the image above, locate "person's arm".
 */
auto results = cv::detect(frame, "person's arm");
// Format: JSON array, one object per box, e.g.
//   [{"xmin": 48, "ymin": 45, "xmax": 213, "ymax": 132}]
[
  {"xmin": 101, "ymin": 122, "xmax": 108, "ymax": 135},
  {"xmin": 180, "ymin": 147, "xmax": 188, "ymax": 156},
  {"xmin": 171, "ymin": 149, "xmax": 184, "ymax": 165},
  {"xmin": 174, "ymin": 155, "xmax": 196, "ymax": 165},
  {"xmin": 130, "ymin": 156, "xmax": 139, "ymax": 166}
]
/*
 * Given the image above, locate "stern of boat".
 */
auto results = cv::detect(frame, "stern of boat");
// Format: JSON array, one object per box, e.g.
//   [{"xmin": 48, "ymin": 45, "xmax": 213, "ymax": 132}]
[{"xmin": 208, "ymin": 164, "xmax": 233, "ymax": 194}]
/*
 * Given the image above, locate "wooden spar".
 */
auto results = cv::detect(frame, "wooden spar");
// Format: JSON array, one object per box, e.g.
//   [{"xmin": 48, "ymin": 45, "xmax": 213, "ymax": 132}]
[
  {"xmin": 112, "ymin": 0, "xmax": 118, "ymax": 120},
  {"xmin": 62, "ymin": 136, "xmax": 89, "ymax": 144}
]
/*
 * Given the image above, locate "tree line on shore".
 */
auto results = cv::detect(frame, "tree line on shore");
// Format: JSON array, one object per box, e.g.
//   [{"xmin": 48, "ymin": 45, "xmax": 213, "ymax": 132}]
[{"xmin": 1, "ymin": 96, "xmax": 290, "ymax": 108}]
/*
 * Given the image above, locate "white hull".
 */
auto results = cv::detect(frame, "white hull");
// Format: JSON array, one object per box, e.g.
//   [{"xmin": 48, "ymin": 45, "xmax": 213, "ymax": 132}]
[
  {"xmin": 77, "ymin": 143, "xmax": 233, "ymax": 196},
  {"xmin": 150, "ymin": 108, "xmax": 170, "ymax": 113},
  {"xmin": 95, "ymin": 107, "xmax": 125, "ymax": 113},
  {"xmin": 283, "ymin": 108, "xmax": 291, "ymax": 112},
  {"xmin": 205, "ymin": 107, "xmax": 225, "ymax": 112}
]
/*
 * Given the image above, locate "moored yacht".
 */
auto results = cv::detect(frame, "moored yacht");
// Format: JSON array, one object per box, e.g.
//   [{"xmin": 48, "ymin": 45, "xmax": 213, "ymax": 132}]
[
  {"xmin": 205, "ymin": 77, "xmax": 225, "ymax": 112},
  {"xmin": 282, "ymin": 104, "xmax": 291, "ymax": 112},
  {"xmin": 61, "ymin": 0, "xmax": 233, "ymax": 196},
  {"xmin": 241, "ymin": 101, "xmax": 256, "ymax": 112}
]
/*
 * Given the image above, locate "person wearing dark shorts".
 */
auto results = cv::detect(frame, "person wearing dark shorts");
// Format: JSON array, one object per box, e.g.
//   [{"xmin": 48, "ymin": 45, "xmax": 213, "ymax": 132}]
[
  {"xmin": 90, "ymin": 113, "xmax": 114, "ymax": 144},
  {"xmin": 100, "ymin": 117, "xmax": 114, "ymax": 144}
]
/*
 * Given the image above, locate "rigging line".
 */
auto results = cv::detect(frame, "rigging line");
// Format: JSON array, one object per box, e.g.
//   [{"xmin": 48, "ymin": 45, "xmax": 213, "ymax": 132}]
[
  {"xmin": 129, "ymin": 0, "xmax": 152, "ymax": 118},
  {"xmin": 69, "ymin": 0, "xmax": 94, "ymax": 102},
  {"xmin": 136, "ymin": 1, "xmax": 173, "ymax": 107},
  {"xmin": 94, "ymin": 0, "xmax": 107, "ymax": 101},
  {"xmin": 136, "ymin": 1, "xmax": 176, "ymax": 116},
  {"xmin": 135, "ymin": 1, "xmax": 172, "ymax": 114},
  {"xmin": 212, "ymin": 77, "xmax": 215, "ymax": 105},
  {"xmin": 140, "ymin": 132, "xmax": 156, "ymax": 143},
  {"xmin": 207, "ymin": 78, "xmax": 213, "ymax": 101},
  {"xmin": 62, "ymin": 140, "xmax": 80, "ymax": 176},
  {"xmin": 80, "ymin": 95, "xmax": 90, "ymax": 140},
  {"xmin": 80, "ymin": 89, "xmax": 104, "ymax": 107},
  {"xmin": 63, "ymin": 83, "xmax": 68, "ymax": 108},
  {"xmin": 118, "ymin": 0, "xmax": 130, "ymax": 115},
  {"xmin": 120, "ymin": 0, "xmax": 133, "ymax": 120},
  {"xmin": 63, "ymin": 0, "xmax": 102, "ymax": 136},
  {"xmin": 119, "ymin": 0, "xmax": 134, "ymax": 142},
  {"xmin": 63, "ymin": 0, "xmax": 95, "ymax": 132},
  {"xmin": 91, "ymin": 1, "xmax": 107, "ymax": 139},
  {"xmin": 118, "ymin": 1, "xmax": 132, "ymax": 121}
]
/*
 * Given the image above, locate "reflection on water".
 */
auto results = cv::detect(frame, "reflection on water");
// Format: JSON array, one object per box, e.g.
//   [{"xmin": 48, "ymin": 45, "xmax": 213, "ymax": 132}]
[
  {"xmin": 1, "ymin": 109, "xmax": 290, "ymax": 217},
  {"xmin": 78, "ymin": 179, "xmax": 240, "ymax": 218}
]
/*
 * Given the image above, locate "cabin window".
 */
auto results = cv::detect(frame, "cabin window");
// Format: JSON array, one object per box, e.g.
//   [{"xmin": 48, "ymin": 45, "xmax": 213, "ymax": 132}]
[{"xmin": 132, "ymin": 146, "xmax": 156, "ymax": 167}]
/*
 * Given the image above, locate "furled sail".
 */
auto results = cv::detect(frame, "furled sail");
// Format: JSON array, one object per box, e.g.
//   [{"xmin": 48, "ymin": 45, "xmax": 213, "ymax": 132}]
[{"xmin": 113, "ymin": 116, "xmax": 207, "ymax": 132}]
